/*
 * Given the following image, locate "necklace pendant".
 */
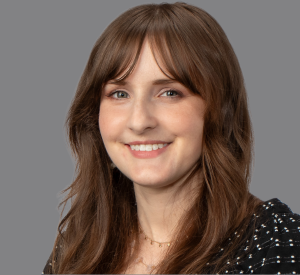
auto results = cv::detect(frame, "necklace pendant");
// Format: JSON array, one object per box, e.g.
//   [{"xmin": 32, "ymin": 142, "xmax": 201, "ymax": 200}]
[
  {"xmin": 147, "ymin": 265, "xmax": 155, "ymax": 273},
  {"xmin": 167, "ymin": 242, "xmax": 171, "ymax": 247},
  {"xmin": 135, "ymin": 257, "xmax": 142, "ymax": 264},
  {"xmin": 159, "ymin": 243, "xmax": 162, "ymax": 247}
]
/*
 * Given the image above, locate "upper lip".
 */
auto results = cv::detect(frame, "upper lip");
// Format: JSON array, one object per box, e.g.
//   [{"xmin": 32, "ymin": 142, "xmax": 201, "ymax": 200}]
[{"xmin": 127, "ymin": 140, "xmax": 172, "ymax": 145}]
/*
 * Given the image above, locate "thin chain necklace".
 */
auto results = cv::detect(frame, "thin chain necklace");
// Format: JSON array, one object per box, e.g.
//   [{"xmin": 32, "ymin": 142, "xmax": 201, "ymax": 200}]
[
  {"xmin": 138, "ymin": 219, "xmax": 174, "ymax": 247},
  {"xmin": 130, "ymin": 220, "xmax": 173, "ymax": 273}
]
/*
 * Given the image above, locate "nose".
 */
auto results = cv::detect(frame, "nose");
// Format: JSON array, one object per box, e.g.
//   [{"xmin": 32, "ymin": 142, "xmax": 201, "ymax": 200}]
[{"xmin": 127, "ymin": 97, "xmax": 157, "ymax": 134}]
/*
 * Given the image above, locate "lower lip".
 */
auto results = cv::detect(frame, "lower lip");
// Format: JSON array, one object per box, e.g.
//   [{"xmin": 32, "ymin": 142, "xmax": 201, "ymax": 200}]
[{"xmin": 125, "ymin": 144, "xmax": 171, "ymax": 159}]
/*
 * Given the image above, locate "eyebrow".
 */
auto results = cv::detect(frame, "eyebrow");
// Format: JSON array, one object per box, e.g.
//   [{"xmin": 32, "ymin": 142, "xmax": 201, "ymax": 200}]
[{"xmin": 106, "ymin": 78, "xmax": 178, "ymax": 86}]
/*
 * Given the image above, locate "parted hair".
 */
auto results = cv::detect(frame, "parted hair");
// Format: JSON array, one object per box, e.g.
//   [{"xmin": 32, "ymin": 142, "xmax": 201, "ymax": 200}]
[{"xmin": 50, "ymin": 2, "xmax": 263, "ymax": 273}]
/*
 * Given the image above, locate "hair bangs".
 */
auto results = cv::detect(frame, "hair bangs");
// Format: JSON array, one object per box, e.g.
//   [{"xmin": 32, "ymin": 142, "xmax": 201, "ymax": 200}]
[
  {"xmin": 97, "ymin": 4, "xmax": 207, "ymax": 99},
  {"xmin": 147, "ymin": 25, "xmax": 205, "ymax": 99}
]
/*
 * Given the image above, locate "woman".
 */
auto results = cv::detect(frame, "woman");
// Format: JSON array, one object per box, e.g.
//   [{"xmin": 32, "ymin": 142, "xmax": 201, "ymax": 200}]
[{"xmin": 43, "ymin": 2, "xmax": 300, "ymax": 274}]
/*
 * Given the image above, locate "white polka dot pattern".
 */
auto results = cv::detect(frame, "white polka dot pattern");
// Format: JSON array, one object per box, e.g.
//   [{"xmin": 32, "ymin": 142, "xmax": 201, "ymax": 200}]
[{"xmin": 227, "ymin": 198, "xmax": 300, "ymax": 274}]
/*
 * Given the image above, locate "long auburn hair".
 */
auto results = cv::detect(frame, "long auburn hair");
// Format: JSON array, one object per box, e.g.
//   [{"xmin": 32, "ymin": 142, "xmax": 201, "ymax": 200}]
[{"xmin": 50, "ymin": 2, "xmax": 263, "ymax": 274}]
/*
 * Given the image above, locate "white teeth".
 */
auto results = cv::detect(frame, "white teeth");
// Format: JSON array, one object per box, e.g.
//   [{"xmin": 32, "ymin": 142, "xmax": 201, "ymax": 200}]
[
  {"xmin": 129, "ymin": 143, "xmax": 168, "ymax": 151},
  {"xmin": 140, "ymin": 145, "xmax": 146, "ymax": 151}
]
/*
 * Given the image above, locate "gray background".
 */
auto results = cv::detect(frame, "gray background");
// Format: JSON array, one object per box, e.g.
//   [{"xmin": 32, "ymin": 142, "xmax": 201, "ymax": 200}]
[{"xmin": 0, "ymin": 1, "xmax": 299, "ymax": 274}]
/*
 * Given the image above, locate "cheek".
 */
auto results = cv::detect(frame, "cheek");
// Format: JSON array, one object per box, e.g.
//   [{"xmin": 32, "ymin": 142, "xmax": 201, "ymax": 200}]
[
  {"xmin": 165, "ymin": 104, "xmax": 204, "ymax": 163},
  {"xmin": 99, "ymin": 104, "xmax": 124, "ymax": 140},
  {"xmin": 99, "ymin": 105, "xmax": 125, "ymax": 161},
  {"xmin": 164, "ymin": 105, "xmax": 204, "ymax": 140},
  {"xmin": 98, "ymin": 107, "xmax": 109, "ymax": 140}
]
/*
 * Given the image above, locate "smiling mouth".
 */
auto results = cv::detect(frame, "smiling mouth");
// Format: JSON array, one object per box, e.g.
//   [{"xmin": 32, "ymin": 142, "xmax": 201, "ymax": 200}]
[
  {"xmin": 125, "ymin": 143, "xmax": 172, "ymax": 159},
  {"xmin": 128, "ymin": 143, "xmax": 170, "ymax": 151}
]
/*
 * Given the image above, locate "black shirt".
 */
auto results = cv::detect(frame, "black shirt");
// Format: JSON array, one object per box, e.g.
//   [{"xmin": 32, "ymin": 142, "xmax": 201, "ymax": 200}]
[
  {"xmin": 42, "ymin": 198, "xmax": 300, "ymax": 274},
  {"xmin": 230, "ymin": 198, "xmax": 300, "ymax": 274}
]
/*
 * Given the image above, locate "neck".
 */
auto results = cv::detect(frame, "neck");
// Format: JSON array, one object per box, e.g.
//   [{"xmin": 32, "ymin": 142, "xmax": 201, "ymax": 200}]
[{"xmin": 133, "ymin": 169, "xmax": 203, "ymax": 243}]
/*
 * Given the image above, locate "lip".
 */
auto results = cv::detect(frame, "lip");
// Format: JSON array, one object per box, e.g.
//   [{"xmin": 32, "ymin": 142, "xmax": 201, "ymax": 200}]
[
  {"xmin": 127, "ymin": 140, "xmax": 171, "ymax": 145},
  {"xmin": 125, "ymin": 143, "xmax": 171, "ymax": 159}
]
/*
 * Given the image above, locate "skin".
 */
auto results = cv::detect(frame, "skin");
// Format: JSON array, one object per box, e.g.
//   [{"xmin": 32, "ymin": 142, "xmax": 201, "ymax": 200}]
[{"xmin": 99, "ymin": 39, "xmax": 206, "ymax": 272}]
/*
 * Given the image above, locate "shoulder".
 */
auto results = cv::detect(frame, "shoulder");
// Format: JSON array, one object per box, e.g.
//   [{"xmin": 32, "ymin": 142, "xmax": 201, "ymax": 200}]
[
  {"xmin": 234, "ymin": 198, "xmax": 300, "ymax": 274},
  {"xmin": 42, "ymin": 255, "xmax": 53, "ymax": 274},
  {"xmin": 42, "ymin": 243, "xmax": 62, "ymax": 274}
]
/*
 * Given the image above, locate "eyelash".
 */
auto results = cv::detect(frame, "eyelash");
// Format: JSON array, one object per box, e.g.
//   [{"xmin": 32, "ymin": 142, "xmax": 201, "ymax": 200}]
[{"xmin": 106, "ymin": 89, "xmax": 182, "ymax": 99}]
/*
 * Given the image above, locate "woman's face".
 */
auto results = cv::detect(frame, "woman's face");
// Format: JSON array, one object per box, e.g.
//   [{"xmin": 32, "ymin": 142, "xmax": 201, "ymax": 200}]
[{"xmin": 99, "ymin": 40, "xmax": 206, "ymax": 189}]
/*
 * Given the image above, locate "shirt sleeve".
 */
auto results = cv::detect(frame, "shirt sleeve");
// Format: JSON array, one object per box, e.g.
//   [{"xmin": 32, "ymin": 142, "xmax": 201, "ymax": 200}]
[
  {"xmin": 42, "ymin": 253, "xmax": 53, "ymax": 274},
  {"xmin": 260, "ymin": 211, "xmax": 300, "ymax": 274},
  {"xmin": 238, "ymin": 210, "xmax": 300, "ymax": 274}
]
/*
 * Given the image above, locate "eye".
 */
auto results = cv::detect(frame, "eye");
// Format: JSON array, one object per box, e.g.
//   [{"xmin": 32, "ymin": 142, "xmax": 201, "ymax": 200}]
[
  {"xmin": 160, "ymin": 89, "xmax": 182, "ymax": 98},
  {"xmin": 107, "ymin": 90, "xmax": 129, "ymax": 99}
]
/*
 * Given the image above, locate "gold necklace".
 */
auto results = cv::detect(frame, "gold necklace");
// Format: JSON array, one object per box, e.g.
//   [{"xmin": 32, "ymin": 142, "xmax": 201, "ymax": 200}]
[
  {"xmin": 130, "ymin": 221, "xmax": 189, "ymax": 273},
  {"xmin": 129, "ymin": 221, "xmax": 179, "ymax": 273},
  {"xmin": 138, "ymin": 220, "xmax": 173, "ymax": 247}
]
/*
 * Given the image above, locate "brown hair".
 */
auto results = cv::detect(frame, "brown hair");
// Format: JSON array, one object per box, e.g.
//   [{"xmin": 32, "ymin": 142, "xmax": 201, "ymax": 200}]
[{"xmin": 50, "ymin": 2, "xmax": 262, "ymax": 273}]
